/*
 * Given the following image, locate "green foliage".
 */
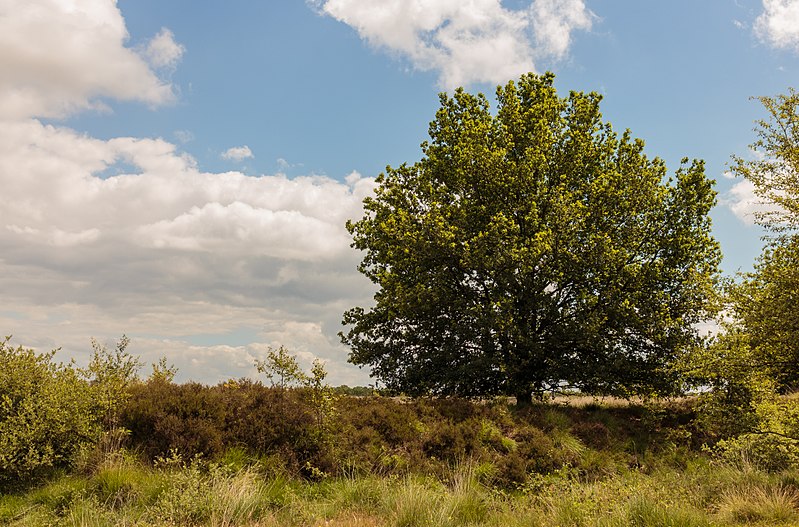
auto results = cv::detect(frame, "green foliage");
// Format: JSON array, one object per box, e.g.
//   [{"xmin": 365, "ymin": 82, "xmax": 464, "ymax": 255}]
[
  {"xmin": 254, "ymin": 347, "xmax": 339, "ymax": 474},
  {"xmin": 334, "ymin": 385, "xmax": 376, "ymax": 396},
  {"xmin": 9, "ymin": 456, "xmax": 799, "ymax": 527},
  {"xmin": 148, "ymin": 356, "xmax": 178, "ymax": 384},
  {"xmin": 726, "ymin": 239, "xmax": 799, "ymax": 392},
  {"xmin": 343, "ymin": 72, "xmax": 721, "ymax": 401},
  {"xmin": 118, "ymin": 371, "xmax": 685, "ymax": 486},
  {"xmin": 255, "ymin": 344, "xmax": 308, "ymax": 389},
  {"xmin": 82, "ymin": 335, "xmax": 141, "ymax": 430},
  {"xmin": 687, "ymin": 89, "xmax": 799, "ymax": 470},
  {"xmin": 0, "ymin": 334, "xmax": 695, "ymax": 487},
  {"xmin": 122, "ymin": 381, "xmax": 229, "ymax": 460},
  {"xmin": 0, "ymin": 337, "xmax": 102, "ymax": 486},
  {"xmin": 150, "ymin": 453, "xmax": 288, "ymax": 525},
  {"xmin": 685, "ymin": 329, "xmax": 799, "ymax": 471},
  {"xmin": 716, "ymin": 483, "xmax": 799, "ymax": 525},
  {"xmin": 729, "ymin": 88, "xmax": 799, "ymax": 232},
  {"xmin": 307, "ymin": 358, "xmax": 340, "ymax": 432},
  {"xmin": 623, "ymin": 496, "xmax": 711, "ymax": 527},
  {"xmin": 18, "ymin": 392, "xmax": 799, "ymax": 526},
  {"xmin": 683, "ymin": 328, "xmax": 772, "ymax": 439},
  {"xmin": 121, "ymin": 378, "xmax": 335, "ymax": 476},
  {"xmin": 715, "ymin": 432, "xmax": 799, "ymax": 473}
]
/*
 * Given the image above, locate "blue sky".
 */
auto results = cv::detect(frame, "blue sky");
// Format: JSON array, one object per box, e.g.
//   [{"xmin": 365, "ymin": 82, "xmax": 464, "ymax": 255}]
[{"xmin": 1, "ymin": 0, "xmax": 798, "ymax": 385}]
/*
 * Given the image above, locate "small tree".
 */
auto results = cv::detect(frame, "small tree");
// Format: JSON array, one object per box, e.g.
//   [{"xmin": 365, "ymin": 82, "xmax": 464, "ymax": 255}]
[
  {"xmin": 685, "ymin": 88, "xmax": 799, "ymax": 470},
  {"xmin": 726, "ymin": 241, "xmax": 799, "ymax": 391},
  {"xmin": 254, "ymin": 347, "xmax": 339, "ymax": 459},
  {"xmin": 254, "ymin": 345, "xmax": 308, "ymax": 389},
  {"xmin": 726, "ymin": 88, "xmax": 799, "ymax": 391},
  {"xmin": 83, "ymin": 335, "xmax": 142, "ymax": 430},
  {"xmin": 307, "ymin": 359, "xmax": 338, "ymax": 430},
  {"xmin": 148, "ymin": 356, "xmax": 179, "ymax": 384}
]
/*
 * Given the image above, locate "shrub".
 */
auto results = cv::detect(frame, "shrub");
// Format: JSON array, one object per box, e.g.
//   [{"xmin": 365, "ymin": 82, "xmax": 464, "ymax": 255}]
[
  {"xmin": 0, "ymin": 337, "xmax": 102, "ymax": 486},
  {"xmin": 121, "ymin": 378, "xmax": 335, "ymax": 477},
  {"xmin": 422, "ymin": 418, "xmax": 483, "ymax": 461},
  {"xmin": 514, "ymin": 425, "xmax": 558, "ymax": 474},
  {"xmin": 82, "ymin": 335, "xmax": 141, "ymax": 431},
  {"xmin": 714, "ymin": 433, "xmax": 799, "ymax": 472},
  {"xmin": 122, "ymin": 381, "xmax": 227, "ymax": 460},
  {"xmin": 493, "ymin": 451, "xmax": 529, "ymax": 488},
  {"xmin": 341, "ymin": 397, "xmax": 421, "ymax": 447}
]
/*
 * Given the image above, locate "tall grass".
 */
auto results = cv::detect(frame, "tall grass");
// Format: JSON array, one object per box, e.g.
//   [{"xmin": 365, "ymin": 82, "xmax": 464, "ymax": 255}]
[
  {"xmin": 4, "ymin": 392, "xmax": 799, "ymax": 527},
  {"xmin": 4, "ymin": 457, "xmax": 799, "ymax": 526}
]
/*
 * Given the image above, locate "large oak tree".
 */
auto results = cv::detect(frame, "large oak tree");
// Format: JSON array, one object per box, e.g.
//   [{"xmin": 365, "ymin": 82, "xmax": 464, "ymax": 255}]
[{"xmin": 342, "ymin": 73, "xmax": 720, "ymax": 403}]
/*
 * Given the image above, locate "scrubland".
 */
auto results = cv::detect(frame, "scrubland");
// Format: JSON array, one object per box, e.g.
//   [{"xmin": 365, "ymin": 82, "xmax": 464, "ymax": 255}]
[{"xmin": 4, "ymin": 384, "xmax": 799, "ymax": 527}]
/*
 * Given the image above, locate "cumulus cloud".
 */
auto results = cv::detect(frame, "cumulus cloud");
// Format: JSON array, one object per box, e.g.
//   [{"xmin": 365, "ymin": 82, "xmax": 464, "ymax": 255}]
[
  {"xmin": 723, "ymin": 178, "xmax": 786, "ymax": 226},
  {"xmin": 314, "ymin": 0, "xmax": 594, "ymax": 89},
  {"xmin": 144, "ymin": 28, "xmax": 185, "ymax": 69},
  {"xmin": 531, "ymin": 0, "xmax": 594, "ymax": 59},
  {"xmin": 725, "ymin": 180, "xmax": 763, "ymax": 225},
  {"xmin": 755, "ymin": 0, "xmax": 799, "ymax": 52},
  {"xmin": 138, "ymin": 202, "xmax": 350, "ymax": 260},
  {"xmin": 0, "ymin": 118, "xmax": 377, "ymax": 384},
  {"xmin": 222, "ymin": 145, "xmax": 255, "ymax": 161},
  {"xmin": 0, "ymin": 0, "xmax": 376, "ymax": 385},
  {"xmin": 0, "ymin": 0, "xmax": 181, "ymax": 119}
]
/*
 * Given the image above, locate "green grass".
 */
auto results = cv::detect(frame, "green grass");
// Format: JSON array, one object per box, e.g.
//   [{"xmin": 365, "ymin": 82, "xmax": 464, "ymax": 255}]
[{"xmin": 3, "ymin": 456, "xmax": 799, "ymax": 526}]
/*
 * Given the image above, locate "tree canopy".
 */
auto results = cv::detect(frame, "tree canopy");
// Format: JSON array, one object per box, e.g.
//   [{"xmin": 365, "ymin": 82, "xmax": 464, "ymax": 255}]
[
  {"xmin": 342, "ymin": 73, "xmax": 721, "ymax": 403},
  {"xmin": 726, "ymin": 242, "xmax": 799, "ymax": 391},
  {"xmin": 730, "ymin": 88, "xmax": 799, "ymax": 233},
  {"xmin": 724, "ymin": 88, "xmax": 799, "ymax": 391}
]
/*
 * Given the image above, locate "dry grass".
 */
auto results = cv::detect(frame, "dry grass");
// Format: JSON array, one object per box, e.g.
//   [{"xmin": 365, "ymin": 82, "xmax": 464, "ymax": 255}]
[
  {"xmin": 716, "ymin": 484, "xmax": 799, "ymax": 525},
  {"xmin": 7, "ymin": 462, "xmax": 799, "ymax": 526},
  {"xmin": 312, "ymin": 514, "xmax": 385, "ymax": 527}
]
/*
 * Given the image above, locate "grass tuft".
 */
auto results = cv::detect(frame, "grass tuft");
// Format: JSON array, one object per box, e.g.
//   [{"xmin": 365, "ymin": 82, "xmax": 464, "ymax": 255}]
[
  {"xmin": 387, "ymin": 476, "xmax": 443, "ymax": 527},
  {"xmin": 622, "ymin": 496, "xmax": 711, "ymax": 527},
  {"xmin": 717, "ymin": 484, "xmax": 799, "ymax": 525}
]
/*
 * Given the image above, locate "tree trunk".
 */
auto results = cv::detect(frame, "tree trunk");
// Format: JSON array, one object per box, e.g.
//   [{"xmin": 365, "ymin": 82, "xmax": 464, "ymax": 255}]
[{"xmin": 515, "ymin": 390, "xmax": 533, "ymax": 407}]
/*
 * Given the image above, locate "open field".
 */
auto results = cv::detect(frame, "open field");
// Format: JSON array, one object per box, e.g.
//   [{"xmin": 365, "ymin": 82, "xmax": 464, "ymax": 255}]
[
  {"xmin": 3, "ymin": 449, "xmax": 799, "ymax": 526},
  {"xmin": 4, "ymin": 393, "xmax": 799, "ymax": 526}
]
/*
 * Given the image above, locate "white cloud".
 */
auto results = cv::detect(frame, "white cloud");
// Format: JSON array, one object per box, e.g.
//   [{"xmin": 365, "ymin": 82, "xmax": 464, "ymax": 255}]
[
  {"xmin": 0, "ymin": 0, "xmax": 377, "ymax": 386},
  {"xmin": 315, "ymin": 0, "xmax": 594, "ymax": 89},
  {"xmin": 174, "ymin": 129, "xmax": 194, "ymax": 144},
  {"xmin": 725, "ymin": 180, "xmax": 763, "ymax": 224},
  {"xmin": 222, "ymin": 145, "xmax": 254, "ymax": 161},
  {"xmin": 137, "ymin": 201, "xmax": 350, "ymax": 260},
  {"xmin": 723, "ymin": 178, "xmax": 786, "ymax": 226},
  {"xmin": 144, "ymin": 28, "xmax": 185, "ymax": 69},
  {"xmin": 755, "ymin": 0, "xmax": 799, "ymax": 52},
  {"xmin": 0, "ymin": 0, "xmax": 181, "ymax": 119},
  {"xmin": 0, "ymin": 119, "xmax": 377, "ymax": 384},
  {"xmin": 7, "ymin": 224, "xmax": 100, "ymax": 247},
  {"xmin": 530, "ymin": 0, "xmax": 594, "ymax": 59}
]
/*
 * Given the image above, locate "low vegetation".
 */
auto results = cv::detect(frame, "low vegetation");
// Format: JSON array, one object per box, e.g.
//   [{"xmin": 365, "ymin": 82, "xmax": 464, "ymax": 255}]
[
  {"xmin": 3, "ymin": 336, "xmax": 799, "ymax": 526},
  {"xmin": 6, "ymin": 454, "xmax": 799, "ymax": 527}
]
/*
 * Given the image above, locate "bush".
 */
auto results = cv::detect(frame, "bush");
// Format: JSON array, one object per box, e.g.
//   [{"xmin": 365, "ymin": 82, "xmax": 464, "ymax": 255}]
[
  {"xmin": 422, "ymin": 419, "xmax": 482, "ymax": 461},
  {"xmin": 714, "ymin": 433, "xmax": 799, "ymax": 472},
  {"xmin": 121, "ymin": 378, "xmax": 334, "ymax": 477},
  {"xmin": 0, "ymin": 337, "xmax": 102, "ymax": 486}
]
